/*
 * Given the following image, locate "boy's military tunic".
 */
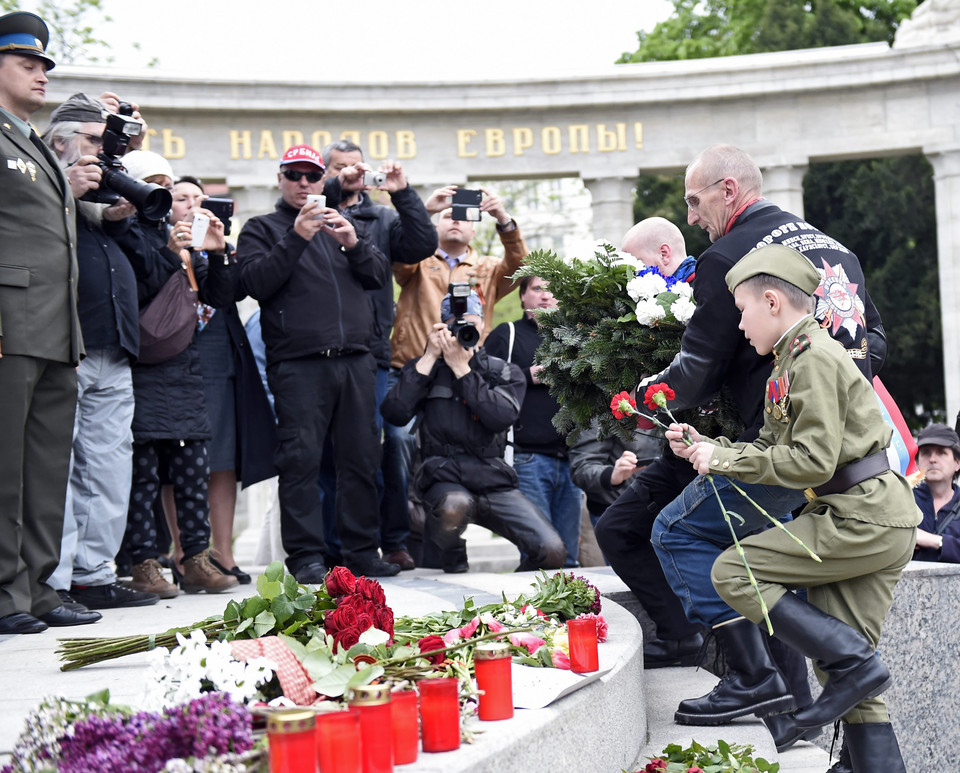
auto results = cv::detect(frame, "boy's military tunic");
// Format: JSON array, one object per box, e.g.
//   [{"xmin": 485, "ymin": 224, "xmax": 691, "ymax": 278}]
[{"xmin": 708, "ymin": 316, "xmax": 920, "ymax": 724}]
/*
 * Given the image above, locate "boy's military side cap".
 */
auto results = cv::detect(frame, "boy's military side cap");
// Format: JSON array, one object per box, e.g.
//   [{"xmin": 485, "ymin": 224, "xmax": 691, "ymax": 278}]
[
  {"xmin": 725, "ymin": 244, "xmax": 820, "ymax": 295},
  {"xmin": 0, "ymin": 11, "xmax": 55, "ymax": 70}
]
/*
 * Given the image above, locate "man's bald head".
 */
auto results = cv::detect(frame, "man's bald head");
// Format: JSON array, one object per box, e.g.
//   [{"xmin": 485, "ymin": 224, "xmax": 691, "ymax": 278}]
[{"xmin": 621, "ymin": 216, "xmax": 688, "ymax": 276}]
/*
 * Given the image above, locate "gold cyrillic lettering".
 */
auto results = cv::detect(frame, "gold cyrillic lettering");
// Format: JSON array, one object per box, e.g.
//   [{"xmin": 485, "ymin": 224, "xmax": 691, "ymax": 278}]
[
  {"xmin": 512, "ymin": 127, "xmax": 533, "ymax": 156},
  {"xmin": 597, "ymin": 123, "xmax": 627, "ymax": 152},
  {"xmin": 484, "ymin": 128, "xmax": 506, "ymax": 157},
  {"xmin": 161, "ymin": 129, "xmax": 186, "ymax": 159},
  {"xmin": 281, "ymin": 130, "xmax": 304, "ymax": 149},
  {"xmin": 568, "ymin": 124, "xmax": 590, "ymax": 153},
  {"xmin": 257, "ymin": 130, "xmax": 278, "ymax": 160},
  {"xmin": 229, "ymin": 130, "xmax": 252, "ymax": 160},
  {"xmin": 310, "ymin": 130, "xmax": 332, "ymax": 150},
  {"xmin": 368, "ymin": 131, "xmax": 389, "ymax": 159},
  {"xmin": 395, "ymin": 130, "xmax": 416, "ymax": 159},
  {"xmin": 541, "ymin": 126, "xmax": 562, "ymax": 155},
  {"xmin": 634, "ymin": 122, "xmax": 643, "ymax": 149},
  {"xmin": 457, "ymin": 129, "xmax": 478, "ymax": 158},
  {"xmin": 140, "ymin": 127, "xmax": 157, "ymax": 152},
  {"xmin": 340, "ymin": 130, "xmax": 361, "ymax": 145}
]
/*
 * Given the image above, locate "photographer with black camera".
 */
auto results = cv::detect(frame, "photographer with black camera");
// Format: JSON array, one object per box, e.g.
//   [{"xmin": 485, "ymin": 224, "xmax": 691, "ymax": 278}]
[
  {"xmin": 41, "ymin": 92, "xmax": 161, "ymax": 615},
  {"xmin": 381, "ymin": 285, "xmax": 565, "ymax": 574}
]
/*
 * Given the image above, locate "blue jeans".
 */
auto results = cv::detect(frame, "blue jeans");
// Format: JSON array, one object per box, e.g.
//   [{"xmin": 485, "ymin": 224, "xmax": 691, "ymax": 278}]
[
  {"xmin": 380, "ymin": 367, "xmax": 414, "ymax": 553},
  {"xmin": 514, "ymin": 453, "xmax": 582, "ymax": 567},
  {"xmin": 651, "ymin": 474, "xmax": 806, "ymax": 628}
]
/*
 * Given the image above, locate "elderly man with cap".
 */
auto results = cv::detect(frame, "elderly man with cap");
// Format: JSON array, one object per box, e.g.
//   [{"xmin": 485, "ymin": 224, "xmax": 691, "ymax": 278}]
[
  {"xmin": 912, "ymin": 424, "xmax": 960, "ymax": 563},
  {"xmin": 237, "ymin": 144, "xmax": 398, "ymax": 580},
  {"xmin": 666, "ymin": 244, "xmax": 918, "ymax": 772},
  {"xmin": 39, "ymin": 93, "xmax": 160, "ymax": 612},
  {"xmin": 381, "ymin": 288, "xmax": 565, "ymax": 574},
  {"xmin": 0, "ymin": 12, "xmax": 97, "ymax": 633}
]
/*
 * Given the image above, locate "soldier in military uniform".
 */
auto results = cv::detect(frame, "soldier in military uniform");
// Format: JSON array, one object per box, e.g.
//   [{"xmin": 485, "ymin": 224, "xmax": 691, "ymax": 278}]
[
  {"xmin": 0, "ymin": 12, "xmax": 100, "ymax": 634},
  {"xmin": 667, "ymin": 244, "xmax": 919, "ymax": 772}
]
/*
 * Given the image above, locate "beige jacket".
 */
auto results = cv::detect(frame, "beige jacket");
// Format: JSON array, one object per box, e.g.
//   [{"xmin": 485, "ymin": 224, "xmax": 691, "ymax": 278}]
[{"xmin": 390, "ymin": 225, "xmax": 528, "ymax": 369}]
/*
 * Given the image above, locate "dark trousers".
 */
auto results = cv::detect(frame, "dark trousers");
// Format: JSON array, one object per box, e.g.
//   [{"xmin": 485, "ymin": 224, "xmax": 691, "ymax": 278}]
[
  {"xmin": 0, "ymin": 356, "xmax": 77, "ymax": 617},
  {"xmin": 594, "ymin": 453, "xmax": 701, "ymax": 641},
  {"xmin": 123, "ymin": 439, "xmax": 211, "ymax": 564},
  {"xmin": 421, "ymin": 480, "xmax": 566, "ymax": 571},
  {"xmin": 268, "ymin": 353, "xmax": 381, "ymax": 572}
]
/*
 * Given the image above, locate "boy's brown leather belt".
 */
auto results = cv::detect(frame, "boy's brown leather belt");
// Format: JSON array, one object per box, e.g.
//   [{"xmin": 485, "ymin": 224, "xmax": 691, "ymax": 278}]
[{"xmin": 812, "ymin": 450, "xmax": 891, "ymax": 497}]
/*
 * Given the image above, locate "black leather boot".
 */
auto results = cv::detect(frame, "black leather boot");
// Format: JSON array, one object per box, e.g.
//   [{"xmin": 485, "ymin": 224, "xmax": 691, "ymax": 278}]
[
  {"xmin": 761, "ymin": 713, "xmax": 821, "ymax": 753},
  {"xmin": 674, "ymin": 618, "xmax": 795, "ymax": 725},
  {"xmin": 826, "ymin": 733, "xmax": 852, "ymax": 773},
  {"xmin": 644, "ymin": 631, "xmax": 704, "ymax": 669},
  {"xmin": 845, "ymin": 722, "xmax": 906, "ymax": 772},
  {"xmin": 766, "ymin": 592, "xmax": 891, "ymax": 730}
]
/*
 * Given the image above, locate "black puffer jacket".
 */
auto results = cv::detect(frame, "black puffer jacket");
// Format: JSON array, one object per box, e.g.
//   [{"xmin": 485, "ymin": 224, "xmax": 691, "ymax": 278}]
[
  {"xmin": 115, "ymin": 218, "xmax": 233, "ymax": 442},
  {"xmin": 381, "ymin": 348, "xmax": 526, "ymax": 494},
  {"xmin": 331, "ymin": 185, "xmax": 437, "ymax": 368},
  {"xmin": 236, "ymin": 198, "xmax": 389, "ymax": 365}
]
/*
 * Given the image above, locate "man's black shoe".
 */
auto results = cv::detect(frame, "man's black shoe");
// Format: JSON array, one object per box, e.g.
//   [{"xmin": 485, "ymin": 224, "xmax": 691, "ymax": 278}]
[
  {"xmin": 37, "ymin": 605, "xmax": 101, "ymax": 627},
  {"xmin": 294, "ymin": 561, "xmax": 328, "ymax": 585},
  {"xmin": 57, "ymin": 589, "xmax": 91, "ymax": 613},
  {"xmin": 70, "ymin": 581, "xmax": 160, "ymax": 609},
  {"xmin": 442, "ymin": 561, "xmax": 469, "ymax": 574},
  {"xmin": 348, "ymin": 557, "xmax": 401, "ymax": 578},
  {"xmin": 644, "ymin": 632, "xmax": 704, "ymax": 669},
  {"xmin": 0, "ymin": 612, "xmax": 48, "ymax": 635}
]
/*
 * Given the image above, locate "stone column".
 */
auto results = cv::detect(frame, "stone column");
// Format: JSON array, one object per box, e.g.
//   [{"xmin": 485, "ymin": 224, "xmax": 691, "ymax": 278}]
[
  {"xmin": 583, "ymin": 176, "xmax": 636, "ymax": 243},
  {"xmin": 761, "ymin": 163, "xmax": 808, "ymax": 217},
  {"xmin": 928, "ymin": 148, "xmax": 960, "ymax": 422}
]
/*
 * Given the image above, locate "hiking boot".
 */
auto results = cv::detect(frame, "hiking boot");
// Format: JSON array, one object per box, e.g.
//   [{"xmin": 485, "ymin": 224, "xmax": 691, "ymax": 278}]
[
  {"xmin": 179, "ymin": 551, "xmax": 240, "ymax": 594},
  {"xmin": 70, "ymin": 581, "xmax": 160, "ymax": 609},
  {"xmin": 127, "ymin": 558, "xmax": 178, "ymax": 599}
]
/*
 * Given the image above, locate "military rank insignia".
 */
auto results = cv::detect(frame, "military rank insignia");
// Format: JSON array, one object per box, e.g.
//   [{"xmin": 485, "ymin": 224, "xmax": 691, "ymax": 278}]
[
  {"xmin": 788, "ymin": 334, "xmax": 811, "ymax": 358},
  {"xmin": 767, "ymin": 371, "xmax": 791, "ymax": 421}
]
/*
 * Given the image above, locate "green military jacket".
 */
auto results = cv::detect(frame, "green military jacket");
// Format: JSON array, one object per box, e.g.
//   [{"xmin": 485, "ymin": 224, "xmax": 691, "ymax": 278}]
[{"xmin": 704, "ymin": 316, "xmax": 920, "ymax": 528}]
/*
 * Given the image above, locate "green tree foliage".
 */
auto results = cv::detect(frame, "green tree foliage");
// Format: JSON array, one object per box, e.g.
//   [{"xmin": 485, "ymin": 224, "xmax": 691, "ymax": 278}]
[
  {"xmin": 618, "ymin": 0, "xmax": 919, "ymax": 63},
  {"xmin": 621, "ymin": 0, "xmax": 942, "ymax": 425}
]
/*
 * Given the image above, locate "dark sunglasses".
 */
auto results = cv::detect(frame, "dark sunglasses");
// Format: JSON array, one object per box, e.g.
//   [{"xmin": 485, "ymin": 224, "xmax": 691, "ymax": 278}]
[{"xmin": 282, "ymin": 169, "xmax": 323, "ymax": 183}]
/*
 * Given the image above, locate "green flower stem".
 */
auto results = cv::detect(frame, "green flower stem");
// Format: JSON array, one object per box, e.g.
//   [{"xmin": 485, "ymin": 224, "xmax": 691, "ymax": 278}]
[
  {"xmin": 377, "ymin": 626, "xmax": 535, "ymax": 669},
  {"xmin": 726, "ymin": 480, "xmax": 822, "ymax": 562},
  {"xmin": 709, "ymin": 476, "xmax": 774, "ymax": 635}
]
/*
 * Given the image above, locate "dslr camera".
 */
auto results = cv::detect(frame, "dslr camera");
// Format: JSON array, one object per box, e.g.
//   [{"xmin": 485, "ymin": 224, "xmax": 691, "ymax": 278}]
[
  {"xmin": 82, "ymin": 102, "xmax": 172, "ymax": 221},
  {"xmin": 446, "ymin": 282, "xmax": 480, "ymax": 349}
]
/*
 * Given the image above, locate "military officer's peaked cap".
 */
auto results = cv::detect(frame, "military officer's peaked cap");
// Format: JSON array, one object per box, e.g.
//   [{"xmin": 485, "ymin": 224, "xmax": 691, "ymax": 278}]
[
  {"xmin": 725, "ymin": 243, "xmax": 820, "ymax": 295},
  {"xmin": 0, "ymin": 11, "xmax": 55, "ymax": 70}
]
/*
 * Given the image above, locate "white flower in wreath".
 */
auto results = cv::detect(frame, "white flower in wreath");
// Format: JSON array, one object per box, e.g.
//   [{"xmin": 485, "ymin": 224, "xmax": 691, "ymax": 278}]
[
  {"xmin": 627, "ymin": 273, "xmax": 668, "ymax": 302},
  {"xmin": 673, "ymin": 281, "xmax": 693, "ymax": 299},
  {"xmin": 671, "ymin": 297, "xmax": 697, "ymax": 324},
  {"xmin": 636, "ymin": 299, "xmax": 667, "ymax": 325}
]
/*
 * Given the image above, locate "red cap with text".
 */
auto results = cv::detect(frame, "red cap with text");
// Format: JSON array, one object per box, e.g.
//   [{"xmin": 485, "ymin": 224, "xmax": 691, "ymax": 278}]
[{"xmin": 280, "ymin": 144, "xmax": 324, "ymax": 170}]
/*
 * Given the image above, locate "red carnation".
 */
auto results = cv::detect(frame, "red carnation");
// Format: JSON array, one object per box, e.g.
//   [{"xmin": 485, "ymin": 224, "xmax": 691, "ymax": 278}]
[
  {"xmin": 610, "ymin": 391, "xmax": 637, "ymax": 420},
  {"xmin": 643, "ymin": 383, "xmax": 675, "ymax": 411},
  {"xmin": 325, "ymin": 566, "xmax": 356, "ymax": 596},
  {"xmin": 355, "ymin": 577, "xmax": 386, "ymax": 605},
  {"xmin": 417, "ymin": 635, "xmax": 446, "ymax": 665}
]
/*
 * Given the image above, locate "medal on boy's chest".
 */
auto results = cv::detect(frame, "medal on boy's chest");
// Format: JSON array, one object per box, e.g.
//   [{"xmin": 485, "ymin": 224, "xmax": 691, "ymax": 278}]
[{"xmin": 767, "ymin": 369, "xmax": 791, "ymax": 422}]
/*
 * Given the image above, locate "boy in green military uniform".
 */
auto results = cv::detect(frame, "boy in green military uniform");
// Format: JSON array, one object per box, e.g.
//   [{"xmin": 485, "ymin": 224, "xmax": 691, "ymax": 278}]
[{"xmin": 666, "ymin": 244, "xmax": 919, "ymax": 772}]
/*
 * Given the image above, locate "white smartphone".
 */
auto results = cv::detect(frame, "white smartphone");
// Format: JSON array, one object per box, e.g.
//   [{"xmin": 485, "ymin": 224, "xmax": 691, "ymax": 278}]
[
  {"xmin": 190, "ymin": 213, "xmax": 210, "ymax": 249},
  {"xmin": 306, "ymin": 194, "xmax": 326, "ymax": 220}
]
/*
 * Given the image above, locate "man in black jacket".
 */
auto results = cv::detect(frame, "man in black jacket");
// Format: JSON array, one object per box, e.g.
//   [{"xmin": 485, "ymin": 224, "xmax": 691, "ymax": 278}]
[
  {"xmin": 318, "ymin": 140, "xmax": 437, "ymax": 571},
  {"xmin": 381, "ymin": 289, "xmax": 565, "ymax": 574},
  {"xmin": 237, "ymin": 144, "xmax": 398, "ymax": 580},
  {"xmin": 648, "ymin": 145, "xmax": 886, "ymax": 734}
]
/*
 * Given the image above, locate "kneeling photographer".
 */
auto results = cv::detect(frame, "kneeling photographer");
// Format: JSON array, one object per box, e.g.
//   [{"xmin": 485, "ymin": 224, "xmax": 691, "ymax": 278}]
[{"xmin": 381, "ymin": 285, "xmax": 565, "ymax": 574}]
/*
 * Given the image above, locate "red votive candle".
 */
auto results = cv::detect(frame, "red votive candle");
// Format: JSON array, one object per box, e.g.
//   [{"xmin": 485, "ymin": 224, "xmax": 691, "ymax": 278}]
[
  {"xmin": 267, "ymin": 709, "xmax": 316, "ymax": 773},
  {"xmin": 567, "ymin": 617, "xmax": 600, "ymax": 673},
  {"xmin": 418, "ymin": 677, "xmax": 460, "ymax": 752},
  {"xmin": 348, "ymin": 684, "xmax": 394, "ymax": 773},
  {"xmin": 316, "ymin": 710, "xmax": 362, "ymax": 773},
  {"xmin": 474, "ymin": 641, "xmax": 514, "ymax": 720},
  {"xmin": 390, "ymin": 689, "xmax": 420, "ymax": 765}
]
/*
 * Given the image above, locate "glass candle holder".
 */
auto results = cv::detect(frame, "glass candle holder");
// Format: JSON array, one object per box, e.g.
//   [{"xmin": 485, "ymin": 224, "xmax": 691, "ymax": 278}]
[
  {"xmin": 316, "ymin": 710, "xmax": 362, "ymax": 773},
  {"xmin": 474, "ymin": 641, "xmax": 514, "ymax": 721},
  {"xmin": 267, "ymin": 709, "xmax": 316, "ymax": 773},
  {"xmin": 567, "ymin": 617, "xmax": 600, "ymax": 673},
  {"xmin": 348, "ymin": 684, "xmax": 394, "ymax": 773},
  {"xmin": 418, "ymin": 677, "xmax": 460, "ymax": 752},
  {"xmin": 390, "ymin": 689, "xmax": 419, "ymax": 765}
]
